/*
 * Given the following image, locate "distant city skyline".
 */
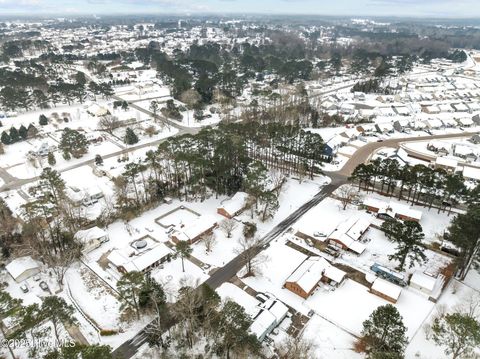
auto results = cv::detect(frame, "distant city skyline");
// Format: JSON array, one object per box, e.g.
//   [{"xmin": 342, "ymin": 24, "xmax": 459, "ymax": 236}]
[{"xmin": 1, "ymin": 0, "xmax": 480, "ymax": 18}]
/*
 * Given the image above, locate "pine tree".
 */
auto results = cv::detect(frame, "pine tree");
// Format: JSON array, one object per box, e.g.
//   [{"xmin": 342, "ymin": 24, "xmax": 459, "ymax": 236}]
[
  {"xmin": 444, "ymin": 204, "xmax": 480, "ymax": 279},
  {"xmin": 41, "ymin": 296, "xmax": 76, "ymax": 342},
  {"xmin": 9, "ymin": 127, "xmax": 19, "ymax": 143},
  {"xmin": 47, "ymin": 152, "xmax": 56, "ymax": 166},
  {"xmin": 39, "ymin": 114, "xmax": 48, "ymax": 126},
  {"xmin": 175, "ymin": 241, "xmax": 192, "ymax": 273},
  {"xmin": 212, "ymin": 301, "xmax": 261, "ymax": 358},
  {"xmin": 385, "ymin": 220, "xmax": 426, "ymax": 271},
  {"xmin": 432, "ymin": 312, "xmax": 480, "ymax": 359},
  {"xmin": 59, "ymin": 128, "xmax": 89, "ymax": 159},
  {"xmin": 27, "ymin": 124, "xmax": 38, "ymax": 138},
  {"xmin": 362, "ymin": 304, "xmax": 407, "ymax": 357},
  {"xmin": 1, "ymin": 131, "xmax": 11, "ymax": 145},
  {"xmin": 124, "ymin": 127, "xmax": 139, "ymax": 145},
  {"xmin": 117, "ymin": 271, "xmax": 145, "ymax": 320},
  {"xmin": 95, "ymin": 154, "xmax": 103, "ymax": 166},
  {"xmin": 18, "ymin": 125, "xmax": 28, "ymax": 140}
]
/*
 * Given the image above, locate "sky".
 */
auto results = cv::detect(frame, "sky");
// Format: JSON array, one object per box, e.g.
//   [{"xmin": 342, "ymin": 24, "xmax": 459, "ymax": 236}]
[{"xmin": 0, "ymin": 0, "xmax": 480, "ymax": 18}]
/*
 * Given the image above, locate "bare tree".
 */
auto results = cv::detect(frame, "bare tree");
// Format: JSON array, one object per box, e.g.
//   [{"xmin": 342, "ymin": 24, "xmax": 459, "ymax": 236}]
[
  {"xmin": 336, "ymin": 184, "xmax": 360, "ymax": 210},
  {"xmin": 220, "ymin": 218, "xmax": 237, "ymax": 239},
  {"xmin": 144, "ymin": 125, "xmax": 157, "ymax": 137},
  {"xmin": 270, "ymin": 170, "xmax": 286, "ymax": 195},
  {"xmin": 202, "ymin": 232, "xmax": 217, "ymax": 253},
  {"xmin": 234, "ymin": 236, "xmax": 267, "ymax": 277},
  {"xmin": 180, "ymin": 89, "xmax": 201, "ymax": 124},
  {"xmin": 98, "ymin": 114, "xmax": 120, "ymax": 134},
  {"xmin": 275, "ymin": 335, "xmax": 317, "ymax": 359}
]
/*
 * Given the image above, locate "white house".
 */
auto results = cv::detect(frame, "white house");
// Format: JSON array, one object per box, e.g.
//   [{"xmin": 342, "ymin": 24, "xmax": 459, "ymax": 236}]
[
  {"xmin": 5, "ymin": 256, "xmax": 41, "ymax": 282},
  {"xmin": 74, "ymin": 226, "xmax": 109, "ymax": 254},
  {"xmin": 107, "ymin": 242, "xmax": 172, "ymax": 274},
  {"xmin": 409, "ymin": 271, "xmax": 437, "ymax": 296}
]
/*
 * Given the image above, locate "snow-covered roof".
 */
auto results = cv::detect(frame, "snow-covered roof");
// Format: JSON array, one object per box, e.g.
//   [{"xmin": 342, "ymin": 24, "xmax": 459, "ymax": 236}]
[
  {"xmin": 328, "ymin": 217, "xmax": 369, "ymax": 253},
  {"xmin": 250, "ymin": 309, "xmax": 276, "ymax": 340},
  {"xmin": 173, "ymin": 215, "xmax": 217, "ymax": 242},
  {"xmin": 463, "ymin": 166, "xmax": 480, "ymax": 181},
  {"xmin": 5, "ymin": 256, "xmax": 40, "ymax": 281},
  {"xmin": 323, "ymin": 266, "xmax": 346, "ymax": 284},
  {"xmin": 108, "ymin": 243, "xmax": 172, "ymax": 273},
  {"xmin": 458, "ymin": 117, "xmax": 474, "ymax": 126},
  {"xmin": 74, "ymin": 226, "xmax": 107, "ymax": 243},
  {"xmin": 454, "ymin": 144, "xmax": 475, "ymax": 156},
  {"xmin": 286, "ymin": 257, "xmax": 329, "ymax": 294},
  {"xmin": 266, "ymin": 300, "xmax": 289, "ymax": 323},
  {"xmin": 218, "ymin": 192, "xmax": 249, "ymax": 217},
  {"xmin": 371, "ymin": 278, "xmax": 402, "ymax": 301},
  {"xmin": 410, "ymin": 271, "xmax": 436, "ymax": 292},
  {"xmin": 435, "ymin": 156, "xmax": 458, "ymax": 168},
  {"xmin": 364, "ymin": 198, "xmax": 423, "ymax": 221}
]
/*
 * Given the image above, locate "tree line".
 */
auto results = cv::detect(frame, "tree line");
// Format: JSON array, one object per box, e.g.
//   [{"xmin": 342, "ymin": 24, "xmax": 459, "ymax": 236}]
[
  {"xmin": 114, "ymin": 121, "xmax": 325, "ymax": 221},
  {"xmin": 350, "ymin": 158, "xmax": 472, "ymax": 211}
]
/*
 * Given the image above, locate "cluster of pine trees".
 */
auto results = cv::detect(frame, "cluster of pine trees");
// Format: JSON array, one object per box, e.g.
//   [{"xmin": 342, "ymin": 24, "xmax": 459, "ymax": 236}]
[
  {"xmin": 350, "ymin": 158, "xmax": 473, "ymax": 211},
  {"xmin": 1, "ymin": 124, "xmax": 38, "ymax": 145},
  {"xmin": 115, "ymin": 122, "xmax": 325, "ymax": 218}
]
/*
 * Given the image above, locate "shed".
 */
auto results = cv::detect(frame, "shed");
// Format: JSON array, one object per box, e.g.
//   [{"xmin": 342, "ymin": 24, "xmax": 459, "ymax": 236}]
[
  {"xmin": 6, "ymin": 256, "xmax": 41, "ymax": 282},
  {"xmin": 370, "ymin": 278, "xmax": 402, "ymax": 303},
  {"xmin": 409, "ymin": 271, "xmax": 437, "ymax": 296}
]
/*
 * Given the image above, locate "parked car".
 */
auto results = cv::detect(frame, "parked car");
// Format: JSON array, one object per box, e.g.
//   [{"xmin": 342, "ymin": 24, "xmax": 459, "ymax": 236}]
[
  {"xmin": 255, "ymin": 293, "xmax": 268, "ymax": 303},
  {"xmin": 313, "ymin": 231, "xmax": 326, "ymax": 238},
  {"xmin": 20, "ymin": 284, "xmax": 29, "ymax": 293},
  {"xmin": 33, "ymin": 275, "xmax": 41, "ymax": 281},
  {"xmin": 39, "ymin": 281, "xmax": 49, "ymax": 291}
]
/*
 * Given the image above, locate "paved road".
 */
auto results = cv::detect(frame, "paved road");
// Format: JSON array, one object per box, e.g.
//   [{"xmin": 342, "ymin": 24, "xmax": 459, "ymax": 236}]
[{"xmin": 337, "ymin": 130, "xmax": 480, "ymax": 177}]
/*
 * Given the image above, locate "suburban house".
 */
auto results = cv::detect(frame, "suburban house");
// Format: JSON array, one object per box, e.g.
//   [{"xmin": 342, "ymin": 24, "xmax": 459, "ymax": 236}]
[
  {"xmin": 370, "ymin": 278, "xmax": 402, "ymax": 303},
  {"xmin": 453, "ymin": 144, "xmax": 477, "ymax": 160},
  {"xmin": 250, "ymin": 298, "xmax": 289, "ymax": 342},
  {"xmin": 363, "ymin": 198, "xmax": 422, "ymax": 222},
  {"xmin": 469, "ymin": 134, "xmax": 480, "ymax": 145},
  {"xmin": 472, "ymin": 114, "xmax": 480, "ymax": 126},
  {"xmin": 463, "ymin": 166, "xmax": 480, "ymax": 182},
  {"xmin": 217, "ymin": 192, "xmax": 249, "ymax": 219},
  {"xmin": 327, "ymin": 217, "xmax": 369, "ymax": 254},
  {"xmin": 107, "ymin": 242, "xmax": 172, "ymax": 274},
  {"xmin": 5, "ymin": 256, "xmax": 41, "ymax": 282},
  {"xmin": 434, "ymin": 156, "xmax": 458, "ymax": 173},
  {"xmin": 284, "ymin": 257, "xmax": 347, "ymax": 299},
  {"xmin": 375, "ymin": 123, "xmax": 394, "ymax": 134},
  {"xmin": 86, "ymin": 103, "xmax": 109, "ymax": 117},
  {"xmin": 74, "ymin": 226, "xmax": 109, "ymax": 254},
  {"xmin": 171, "ymin": 215, "xmax": 217, "ymax": 244},
  {"xmin": 457, "ymin": 117, "xmax": 474, "ymax": 127},
  {"xmin": 427, "ymin": 141, "xmax": 450, "ymax": 155}
]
